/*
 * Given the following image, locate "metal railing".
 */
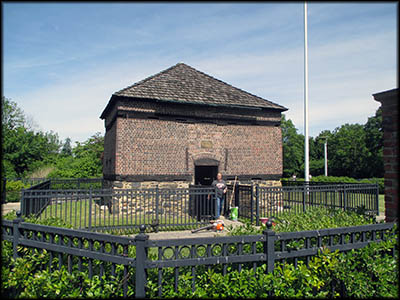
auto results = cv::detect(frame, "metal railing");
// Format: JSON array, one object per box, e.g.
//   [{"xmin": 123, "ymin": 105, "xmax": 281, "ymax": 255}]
[
  {"xmin": 21, "ymin": 186, "xmax": 217, "ymax": 232},
  {"xmin": 2, "ymin": 212, "xmax": 396, "ymax": 298},
  {"xmin": 256, "ymin": 184, "xmax": 379, "ymax": 224},
  {"xmin": 227, "ymin": 183, "xmax": 379, "ymax": 225},
  {"xmin": 2, "ymin": 178, "xmax": 103, "ymax": 204},
  {"xmin": 20, "ymin": 181, "xmax": 379, "ymax": 232}
]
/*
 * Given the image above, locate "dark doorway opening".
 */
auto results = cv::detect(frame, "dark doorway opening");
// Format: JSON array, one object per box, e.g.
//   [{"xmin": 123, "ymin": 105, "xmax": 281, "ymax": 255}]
[{"xmin": 194, "ymin": 166, "xmax": 218, "ymax": 186}]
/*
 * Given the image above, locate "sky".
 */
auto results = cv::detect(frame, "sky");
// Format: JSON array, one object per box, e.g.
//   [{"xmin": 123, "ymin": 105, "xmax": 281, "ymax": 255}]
[{"xmin": 2, "ymin": 2, "xmax": 398, "ymax": 143}]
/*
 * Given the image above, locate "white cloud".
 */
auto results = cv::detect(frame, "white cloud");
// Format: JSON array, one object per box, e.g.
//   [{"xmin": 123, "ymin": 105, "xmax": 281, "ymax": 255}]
[{"xmin": 5, "ymin": 3, "xmax": 396, "ymax": 142}]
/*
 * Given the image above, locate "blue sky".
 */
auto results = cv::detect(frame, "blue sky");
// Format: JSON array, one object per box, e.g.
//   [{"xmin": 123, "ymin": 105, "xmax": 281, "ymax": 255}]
[{"xmin": 3, "ymin": 2, "xmax": 397, "ymax": 143}]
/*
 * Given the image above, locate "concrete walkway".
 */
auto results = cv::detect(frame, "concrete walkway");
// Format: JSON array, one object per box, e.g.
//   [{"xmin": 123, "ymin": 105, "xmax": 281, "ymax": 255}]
[
  {"xmin": 138, "ymin": 217, "xmax": 245, "ymax": 240},
  {"xmin": 1, "ymin": 202, "xmax": 20, "ymax": 216}
]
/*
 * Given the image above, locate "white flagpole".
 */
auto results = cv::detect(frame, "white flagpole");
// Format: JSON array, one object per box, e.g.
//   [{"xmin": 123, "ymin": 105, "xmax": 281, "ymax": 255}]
[
  {"xmin": 304, "ymin": 2, "xmax": 310, "ymax": 182},
  {"xmin": 324, "ymin": 139, "xmax": 328, "ymax": 176}
]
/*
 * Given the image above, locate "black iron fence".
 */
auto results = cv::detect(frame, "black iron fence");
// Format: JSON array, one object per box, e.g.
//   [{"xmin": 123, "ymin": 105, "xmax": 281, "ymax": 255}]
[
  {"xmin": 2, "ymin": 212, "xmax": 396, "ymax": 298},
  {"xmin": 19, "ymin": 181, "xmax": 379, "ymax": 232},
  {"xmin": 226, "ymin": 183, "xmax": 379, "ymax": 226},
  {"xmin": 2, "ymin": 178, "xmax": 104, "ymax": 204},
  {"xmin": 21, "ymin": 186, "xmax": 217, "ymax": 232},
  {"xmin": 2, "ymin": 178, "xmax": 49, "ymax": 204}
]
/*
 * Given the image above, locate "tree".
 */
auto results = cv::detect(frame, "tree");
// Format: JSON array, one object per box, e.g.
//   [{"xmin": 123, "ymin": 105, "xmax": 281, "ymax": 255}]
[
  {"xmin": 281, "ymin": 114, "xmax": 304, "ymax": 177},
  {"xmin": 48, "ymin": 133, "xmax": 104, "ymax": 178},
  {"xmin": 2, "ymin": 97, "xmax": 26, "ymax": 131},
  {"xmin": 363, "ymin": 108, "xmax": 383, "ymax": 177},
  {"xmin": 326, "ymin": 123, "xmax": 370, "ymax": 178},
  {"xmin": 61, "ymin": 138, "xmax": 72, "ymax": 156},
  {"xmin": 2, "ymin": 97, "xmax": 61, "ymax": 178}
]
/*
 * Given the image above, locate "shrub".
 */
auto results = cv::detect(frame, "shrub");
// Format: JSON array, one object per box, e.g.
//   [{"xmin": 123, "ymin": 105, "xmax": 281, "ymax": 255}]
[
  {"xmin": 4, "ymin": 180, "xmax": 29, "ymax": 203},
  {"xmin": 145, "ymin": 238, "xmax": 398, "ymax": 298},
  {"xmin": 228, "ymin": 207, "xmax": 375, "ymax": 236},
  {"xmin": 281, "ymin": 176, "xmax": 384, "ymax": 194},
  {"xmin": 2, "ymin": 209, "xmax": 397, "ymax": 298},
  {"xmin": 2, "ymin": 251, "xmax": 133, "ymax": 298}
]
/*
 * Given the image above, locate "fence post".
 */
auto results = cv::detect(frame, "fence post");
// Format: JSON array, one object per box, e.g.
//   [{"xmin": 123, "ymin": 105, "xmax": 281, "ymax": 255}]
[
  {"xmin": 88, "ymin": 188, "xmax": 92, "ymax": 231},
  {"xmin": 255, "ymin": 185, "xmax": 260, "ymax": 226},
  {"xmin": 20, "ymin": 189, "xmax": 25, "ymax": 217},
  {"xmin": 155, "ymin": 187, "xmax": 159, "ymax": 233},
  {"xmin": 343, "ymin": 185, "xmax": 347, "ymax": 211},
  {"xmin": 263, "ymin": 221, "xmax": 275, "ymax": 273},
  {"xmin": 12, "ymin": 210, "xmax": 24, "ymax": 259},
  {"xmin": 135, "ymin": 225, "xmax": 149, "ymax": 298},
  {"xmin": 235, "ymin": 183, "xmax": 240, "ymax": 215},
  {"xmin": 1, "ymin": 178, "xmax": 6, "ymax": 204},
  {"xmin": 250, "ymin": 184, "xmax": 254, "ymax": 223},
  {"xmin": 302, "ymin": 185, "xmax": 306, "ymax": 212},
  {"xmin": 375, "ymin": 184, "xmax": 379, "ymax": 216}
]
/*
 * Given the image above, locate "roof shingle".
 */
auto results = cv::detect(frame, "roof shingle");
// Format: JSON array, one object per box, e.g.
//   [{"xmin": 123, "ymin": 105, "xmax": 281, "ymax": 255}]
[{"xmin": 102, "ymin": 63, "xmax": 287, "ymax": 119}]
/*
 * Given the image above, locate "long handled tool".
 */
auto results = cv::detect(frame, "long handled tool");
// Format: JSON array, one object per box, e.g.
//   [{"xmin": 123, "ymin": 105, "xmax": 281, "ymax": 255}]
[
  {"xmin": 229, "ymin": 176, "xmax": 238, "ymax": 209},
  {"xmin": 191, "ymin": 220, "xmax": 224, "ymax": 233}
]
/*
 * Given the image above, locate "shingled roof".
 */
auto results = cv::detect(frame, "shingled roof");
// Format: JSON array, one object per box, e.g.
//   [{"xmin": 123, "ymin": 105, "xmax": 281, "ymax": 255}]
[{"xmin": 100, "ymin": 63, "xmax": 287, "ymax": 119}]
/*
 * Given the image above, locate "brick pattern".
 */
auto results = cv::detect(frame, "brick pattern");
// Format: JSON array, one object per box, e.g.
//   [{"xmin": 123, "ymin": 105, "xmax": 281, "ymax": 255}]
[
  {"xmin": 373, "ymin": 89, "xmax": 398, "ymax": 222},
  {"xmin": 103, "ymin": 121, "xmax": 116, "ymax": 176},
  {"xmin": 103, "ymin": 98, "xmax": 283, "ymax": 182}
]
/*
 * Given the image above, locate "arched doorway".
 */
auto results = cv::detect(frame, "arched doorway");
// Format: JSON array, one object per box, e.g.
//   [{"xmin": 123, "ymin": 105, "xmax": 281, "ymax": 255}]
[{"xmin": 194, "ymin": 158, "xmax": 219, "ymax": 186}]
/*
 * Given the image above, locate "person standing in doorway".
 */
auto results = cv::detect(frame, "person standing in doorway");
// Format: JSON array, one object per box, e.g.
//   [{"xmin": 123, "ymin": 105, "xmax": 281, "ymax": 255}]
[{"xmin": 212, "ymin": 172, "xmax": 227, "ymax": 219}]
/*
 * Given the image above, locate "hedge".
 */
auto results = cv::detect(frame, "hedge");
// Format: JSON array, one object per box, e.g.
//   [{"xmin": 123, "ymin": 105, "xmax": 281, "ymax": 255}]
[
  {"xmin": 281, "ymin": 176, "xmax": 384, "ymax": 194},
  {"xmin": 1, "ymin": 209, "xmax": 397, "ymax": 298}
]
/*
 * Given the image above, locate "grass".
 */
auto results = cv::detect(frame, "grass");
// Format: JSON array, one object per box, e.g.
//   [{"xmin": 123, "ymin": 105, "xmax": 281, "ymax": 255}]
[
  {"xmin": 255, "ymin": 189, "xmax": 381, "ymax": 219},
  {"xmin": 379, "ymin": 194, "xmax": 385, "ymax": 215},
  {"xmin": 23, "ymin": 191, "xmax": 386, "ymax": 234},
  {"xmin": 38, "ymin": 198, "xmax": 204, "ymax": 233},
  {"xmin": 27, "ymin": 165, "xmax": 54, "ymax": 178}
]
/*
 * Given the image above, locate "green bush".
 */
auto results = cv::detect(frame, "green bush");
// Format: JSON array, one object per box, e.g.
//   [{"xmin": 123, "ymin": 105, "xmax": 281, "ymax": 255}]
[
  {"xmin": 2, "ymin": 250, "xmax": 133, "ymax": 298},
  {"xmin": 145, "ymin": 237, "xmax": 398, "ymax": 298},
  {"xmin": 228, "ymin": 207, "xmax": 375, "ymax": 236},
  {"xmin": 2, "ymin": 209, "xmax": 397, "ymax": 298},
  {"xmin": 281, "ymin": 176, "xmax": 384, "ymax": 194},
  {"xmin": 4, "ymin": 180, "xmax": 30, "ymax": 203}
]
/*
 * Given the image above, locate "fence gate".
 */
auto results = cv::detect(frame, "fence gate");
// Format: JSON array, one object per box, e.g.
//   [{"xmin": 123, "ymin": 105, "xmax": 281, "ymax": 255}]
[{"xmin": 226, "ymin": 183, "xmax": 256, "ymax": 222}]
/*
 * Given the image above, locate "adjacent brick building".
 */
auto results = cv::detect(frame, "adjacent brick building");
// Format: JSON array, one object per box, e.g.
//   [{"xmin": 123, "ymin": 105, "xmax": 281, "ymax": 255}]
[
  {"xmin": 373, "ymin": 88, "xmax": 398, "ymax": 222},
  {"xmin": 100, "ymin": 63, "xmax": 288, "ymax": 189}
]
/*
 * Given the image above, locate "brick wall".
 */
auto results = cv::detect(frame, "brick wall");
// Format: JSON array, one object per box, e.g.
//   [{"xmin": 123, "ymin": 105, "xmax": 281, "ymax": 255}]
[
  {"xmin": 373, "ymin": 88, "xmax": 398, "ymax": 222},
  {"xmin": 103, "ymin": 98, "xmax": 284, "ymax": 183}
]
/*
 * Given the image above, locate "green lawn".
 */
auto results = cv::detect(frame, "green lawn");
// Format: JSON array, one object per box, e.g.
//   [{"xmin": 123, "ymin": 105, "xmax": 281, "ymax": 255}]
[
  {"xmin": 257, "ymin": 190, "xmax": 382, "ymax": 218},
  {"xmin": 39, "ymin": 198, "xmax": 204, "ymax": 232},
  {"xmin": 379, "ymin": 194, "xmax": 385, "ymax": 215},
  {"xmin": 36, "ymin": 192, "xmax": 385, "ymax": 233}
]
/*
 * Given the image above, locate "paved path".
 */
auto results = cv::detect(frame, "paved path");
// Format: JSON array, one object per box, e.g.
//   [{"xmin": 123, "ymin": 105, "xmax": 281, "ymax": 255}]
[
  {"xmin": 1, "ymin": 202, "xmax": 20, "ymax": 216},
  {"xmin": 136, "ymin": 217, "xmax": 246, "ymax": 240}
]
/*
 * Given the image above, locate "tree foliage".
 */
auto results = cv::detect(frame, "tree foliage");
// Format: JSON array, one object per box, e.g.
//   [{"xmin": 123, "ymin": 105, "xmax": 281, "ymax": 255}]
[
  {"xmin": 281, "ymin": 108, "xmax": 383, "ymax": 179},
  {"xmin": 47, "ymin": 133, "xmax": 104, "ymax": 178},
  {"xmin": 281, "ymin": 114, "xmax": 304, "ymax": 177},
  {"xmin": 2, "ymin": 97, "xmax": 61, "ymax": 178}
]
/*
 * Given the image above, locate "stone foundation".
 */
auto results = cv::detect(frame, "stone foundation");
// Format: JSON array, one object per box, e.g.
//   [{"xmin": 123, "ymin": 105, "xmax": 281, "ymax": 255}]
[
  {"xmin": 104, "ymin": 180, "xmax": 190, "ymax": 214},
  {"xmin": 104, "ymin": 179, "xmax": 282, "ymax": 216}
]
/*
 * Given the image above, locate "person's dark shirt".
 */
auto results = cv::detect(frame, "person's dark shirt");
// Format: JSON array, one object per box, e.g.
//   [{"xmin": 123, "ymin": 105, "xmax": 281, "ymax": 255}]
[{"xmin": 212, "ymin": 179, "xmax": 226, "ymax": 198}]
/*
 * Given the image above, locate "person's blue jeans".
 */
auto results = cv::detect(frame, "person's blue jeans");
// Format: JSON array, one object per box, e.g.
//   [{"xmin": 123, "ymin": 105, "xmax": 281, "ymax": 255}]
[{"xmin": 216, "ymin": 196, "xmax": 224, "ymax": 218}]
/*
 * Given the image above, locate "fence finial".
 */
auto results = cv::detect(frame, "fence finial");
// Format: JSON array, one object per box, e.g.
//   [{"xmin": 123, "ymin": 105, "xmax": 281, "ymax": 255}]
[
  {"xmin": 139, "ymin": 224, "xmax": 146, "ymax": 234},
  {"xmin": 16, "ymin": 210, "xmax": 22, "ymax": 219},
  {"xmin": 266, "ymin": 220, "xmax": 273, "ymax": 230}
]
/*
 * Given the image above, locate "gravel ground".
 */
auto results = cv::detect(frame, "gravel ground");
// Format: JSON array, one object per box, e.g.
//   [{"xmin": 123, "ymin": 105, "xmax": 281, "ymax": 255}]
[{"xmin": 144, "ymin": 216, "xmax": 246, "ymax": 240}]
